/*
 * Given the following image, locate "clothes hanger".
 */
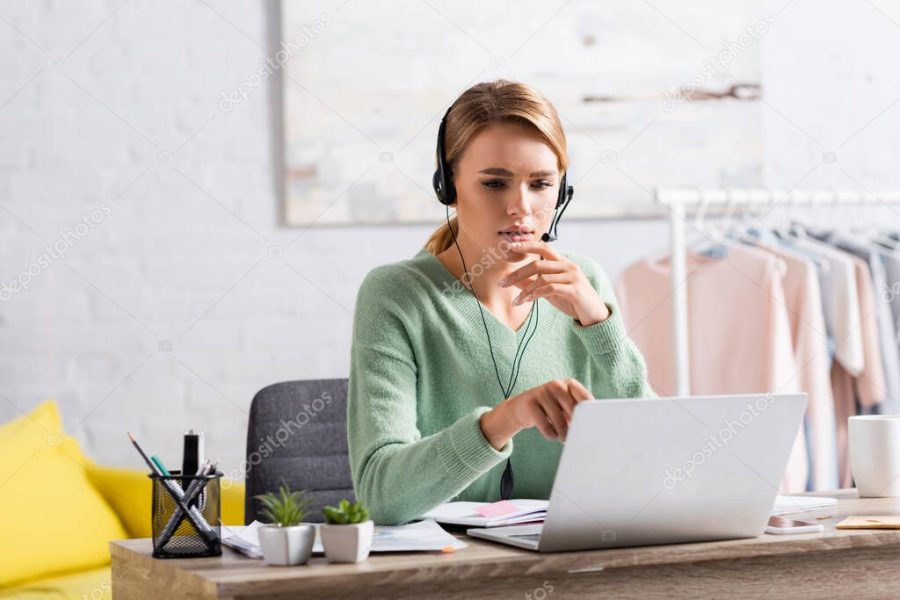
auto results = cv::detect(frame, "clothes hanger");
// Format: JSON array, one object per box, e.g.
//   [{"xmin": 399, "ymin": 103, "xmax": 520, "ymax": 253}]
[
  {"xmin": 691, "ymin": 190, "xmax": 733, "ymax": 258},
  {"xmin": 737, "ymin": 190, "xmax": 773, "ymax": 245},
  {"xmin": 721, "ymin": 190, "xmax": 744, "ymax": 245},
  {"xmin": 731, "ymin": 189, "xmax": 771, "ymax": 245},
  {"xmin": 866, "ymin": 194, "xmax": 900, "ymax": 249},
  {"xmin": 769, "ymin": 190, "xmax": 799, "ymax": 241},
  {"xmin": 762, "ymin": 191, "xmax": 831, "ymax": 272},
  {"xmin": 645, "ymin": 189, "xmax": 725, "ymax": 265},
  {"xmin": 841, "ymin": 192, "xmax": 879, "ymax": 241},
  {"xmin": 788, "ymin": 190, "xmax": 819, "ymax": 239},
  {"xmin": 826, "ymin": 190, "xmax": 897, "ymax": 250},
  {"xmin": 878, "ymin": 194, "xmax": 900, "ymax": 243},
  {"xmin": 792, "ymin": 189, "xmax": 844, "ymax": 240}
]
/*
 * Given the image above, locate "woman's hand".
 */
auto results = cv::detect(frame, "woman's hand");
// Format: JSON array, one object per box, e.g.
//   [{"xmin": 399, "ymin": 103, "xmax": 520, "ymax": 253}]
[
  {"xmin": 499, "ymin": 241, "xmax": 610, "ymax": 326},
  {"xmin": 480, "ymin": 378, "xmax": 594, "ymax": 449}
]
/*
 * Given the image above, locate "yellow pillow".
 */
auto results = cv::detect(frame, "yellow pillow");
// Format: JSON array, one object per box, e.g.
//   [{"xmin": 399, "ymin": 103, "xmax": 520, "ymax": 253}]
[
  {"xmin": 0, "ymin": 401, "xmax": 127, "ymax": 588},
  {"xmin": 84, "ymin": 463, "xmax": 154, "ymax": 539},
  {"xmin": 0, "ymin": 565, "xmax": 111, "ymax": 600}
]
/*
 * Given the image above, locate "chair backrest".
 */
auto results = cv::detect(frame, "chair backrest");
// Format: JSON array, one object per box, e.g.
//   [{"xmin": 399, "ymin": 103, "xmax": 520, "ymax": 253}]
[{"xmin": 244, "ymin": 378, "xmax": 354, "ymax": 524}]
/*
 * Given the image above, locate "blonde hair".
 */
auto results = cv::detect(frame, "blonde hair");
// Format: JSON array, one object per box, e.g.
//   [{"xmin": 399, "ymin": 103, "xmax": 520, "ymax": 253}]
[{"xmin": 424, "ymin": 80, "xmax": 569, "ymax": 256}]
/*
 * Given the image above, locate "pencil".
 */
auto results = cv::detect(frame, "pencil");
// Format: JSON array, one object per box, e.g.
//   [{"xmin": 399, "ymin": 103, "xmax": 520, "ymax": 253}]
[{"xmin": 128, "ymin": 431, "xmax": 161, "ymax": 475}]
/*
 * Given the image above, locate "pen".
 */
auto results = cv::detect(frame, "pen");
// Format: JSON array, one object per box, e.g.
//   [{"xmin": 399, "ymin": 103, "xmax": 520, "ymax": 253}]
[
  {"xmin": 151, "ymin": 455, "xmax": 171, "ymax": 476},
  {"xmin": 182, "ymin": 429, "xmax": 204, "ymax": 507}
]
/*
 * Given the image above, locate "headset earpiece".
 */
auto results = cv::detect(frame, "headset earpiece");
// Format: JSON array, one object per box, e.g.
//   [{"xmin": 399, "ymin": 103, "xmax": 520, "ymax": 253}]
[
  {"xmin": 556, "ymin": 172, "xmax": 574, "ymax": 209},
  {"xmin": 543, "ymin": 173, "xmax": 575, "ymax": 242},
  {"xmin": 433, "ymin": 107, "xmax": 456, "ymax": 206},
  {"xmin": 432, "ymin": 170, "xmax": 449, "ymax": 205}
]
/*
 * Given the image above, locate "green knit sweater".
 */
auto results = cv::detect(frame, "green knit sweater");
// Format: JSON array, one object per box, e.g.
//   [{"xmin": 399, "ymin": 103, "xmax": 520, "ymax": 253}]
[{"xmin": 347, "ymin": 247, "xmax": 656, "ymax": 525}]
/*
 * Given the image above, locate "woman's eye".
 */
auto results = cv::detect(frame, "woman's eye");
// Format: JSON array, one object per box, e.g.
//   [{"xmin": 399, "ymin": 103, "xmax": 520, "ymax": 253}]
[{"xmin": 481, "ymin": 180, "xmax": 554, "ymax": 190}]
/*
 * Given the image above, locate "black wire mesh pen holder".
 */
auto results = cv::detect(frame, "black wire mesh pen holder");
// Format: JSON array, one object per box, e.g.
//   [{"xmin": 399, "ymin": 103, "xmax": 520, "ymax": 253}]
[{"xmin": 150, "ymin": 471, "xmax": 222, "ymax": 558}]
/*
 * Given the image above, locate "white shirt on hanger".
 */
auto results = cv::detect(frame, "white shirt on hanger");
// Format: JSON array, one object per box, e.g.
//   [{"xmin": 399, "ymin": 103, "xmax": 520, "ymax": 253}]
[{"xmin": 790, "ymin": 236, "xmax": 865, "ymax": 377}]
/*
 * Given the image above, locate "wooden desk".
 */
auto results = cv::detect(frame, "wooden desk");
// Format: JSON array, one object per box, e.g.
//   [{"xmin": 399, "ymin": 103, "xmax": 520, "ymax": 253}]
[{"xmin": 111, "ymin": 490, "xmax": 900, "ymax": 599}]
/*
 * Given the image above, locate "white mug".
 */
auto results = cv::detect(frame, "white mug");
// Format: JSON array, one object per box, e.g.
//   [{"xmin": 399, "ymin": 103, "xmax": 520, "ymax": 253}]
[{"xmin": 849, "ymin": 415, "xmax": 900, "ymax": 497}]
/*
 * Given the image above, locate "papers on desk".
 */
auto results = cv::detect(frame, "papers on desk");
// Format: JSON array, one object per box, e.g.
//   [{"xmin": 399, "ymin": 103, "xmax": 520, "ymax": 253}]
[
  {"xmin": 222, "ymin": 522, "xmax": 264, "ymax": 558},
  {"xmin": 222, "ymin": 518, "xmax": 467, "ymax": 559},
  {"xmin": 771, "ymin": 495, "xmax": 837, "ymax": 516},
  {"xmin": 424, "ymin": 500, "xmax": 549, "ymax": 528},
  {"xmin": 420, "ymin": 495, "xmax": 837, "ymax": 529}
]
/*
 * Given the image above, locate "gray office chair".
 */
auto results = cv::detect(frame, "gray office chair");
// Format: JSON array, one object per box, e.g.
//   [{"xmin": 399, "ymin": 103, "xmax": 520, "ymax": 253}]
[{"xmin": 244, "ymin": 378, "xmax": 355, "ymax": 524}]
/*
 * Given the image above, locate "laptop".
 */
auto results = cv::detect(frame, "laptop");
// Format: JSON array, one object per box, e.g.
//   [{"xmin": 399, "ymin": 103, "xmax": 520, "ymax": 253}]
[{"xmin": 467, "ymin": 393, "xmax": 807, "ymax": 552}]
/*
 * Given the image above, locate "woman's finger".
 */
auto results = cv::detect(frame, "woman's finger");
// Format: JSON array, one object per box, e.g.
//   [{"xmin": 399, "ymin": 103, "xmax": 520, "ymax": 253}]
[
  {"xmin": 565, "ymin": 378, "xmax": 594, "ymax": 401},
  {"xmin": 557, "ymin": 388, "xmax": 578, "ymax": 420},
  {"xmin": 514, "ymin": 273, "xmax": 571, "ymax": 304},
  {"xmin": 506, "ymin": 240, "xmax": 565, "ymax": 262},
  {"xmin": 502, "ymin": 260, "xmax": 567, "ymax": 289},
  {"xmin": 524, "ymin": 282, "xmax": 571, "ymax": 303},
  {"xmin": 531, "ymin": 404, "xmax": 559, "ymax": 440},
  {"xmin": 538, "ymin": 393, "xmax": 568, "ymax": 441}
]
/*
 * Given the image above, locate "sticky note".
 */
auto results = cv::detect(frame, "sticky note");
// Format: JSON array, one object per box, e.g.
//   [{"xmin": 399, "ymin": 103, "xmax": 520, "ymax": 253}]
[{"xmin": 474, "ymin": 500, "xmax": 520, "ymax": 518}]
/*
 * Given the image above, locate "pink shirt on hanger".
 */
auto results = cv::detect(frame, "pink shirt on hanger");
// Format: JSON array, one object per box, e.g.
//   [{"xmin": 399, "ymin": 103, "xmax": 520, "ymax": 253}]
[
  {"xmin": 615, "ymin": 244, "xmax": 808, "ymax": 492},
  {"xmin": 757, "ymin": 243, "xmax": 838, "ymax": 491}
]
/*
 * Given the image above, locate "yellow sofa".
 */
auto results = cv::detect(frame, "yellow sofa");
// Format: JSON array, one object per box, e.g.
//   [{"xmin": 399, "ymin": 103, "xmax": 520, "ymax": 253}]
[{"xmin": 0, "ymin": 402, "xmax": 245, "ymax": 599}]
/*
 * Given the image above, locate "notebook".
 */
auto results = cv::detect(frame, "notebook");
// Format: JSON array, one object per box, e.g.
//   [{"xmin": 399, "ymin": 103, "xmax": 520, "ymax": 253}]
[
  {"xmin": 423, "ymin": 500, "xmax": 549, "ymax": 528},
  {"xmin": 836, "ymin": 515, "xmax": 900, "ymax": 529},
  {"xmin": 771, "ymin": 495, "xmax": 837, "ymax": 516}
]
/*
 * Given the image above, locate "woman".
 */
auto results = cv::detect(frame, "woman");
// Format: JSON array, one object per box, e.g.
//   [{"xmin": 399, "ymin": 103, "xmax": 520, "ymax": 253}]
[{"xmin": 348, "ymin": 80, "xmax": 656, "ymax": 525}]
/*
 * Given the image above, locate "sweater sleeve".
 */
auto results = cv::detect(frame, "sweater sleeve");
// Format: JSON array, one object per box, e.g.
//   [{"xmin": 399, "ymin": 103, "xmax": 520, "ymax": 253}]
[
  {"xmin": 347, "ymin": 269, "xmax": 513, "ymax": 525},
  {"xmin": 568, "ymin": 256, "xmax": 658, "ymax": 399}
]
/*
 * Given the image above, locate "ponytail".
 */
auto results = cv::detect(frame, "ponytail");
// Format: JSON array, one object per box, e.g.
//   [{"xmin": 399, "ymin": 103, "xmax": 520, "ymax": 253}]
[{"xmin": 424, "ymin": 215, "xmax": 458, "ymax": 255}]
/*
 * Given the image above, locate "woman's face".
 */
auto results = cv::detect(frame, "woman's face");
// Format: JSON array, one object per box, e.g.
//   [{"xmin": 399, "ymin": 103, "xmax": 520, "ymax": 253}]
[{"xmin": 452, "ymin": 121, "xmax": 561, "ymax": 263}]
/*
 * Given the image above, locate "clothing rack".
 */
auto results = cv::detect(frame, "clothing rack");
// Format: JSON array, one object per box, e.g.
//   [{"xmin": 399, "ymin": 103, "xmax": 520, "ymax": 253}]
[{"xmin": 654, "ymin": 188, "xmax": 900, "ymax": 397}]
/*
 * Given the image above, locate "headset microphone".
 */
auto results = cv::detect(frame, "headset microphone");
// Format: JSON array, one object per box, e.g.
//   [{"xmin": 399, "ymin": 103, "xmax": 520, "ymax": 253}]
[{"xmin": 540, "ymin": 172, "xmax": 574, "ymax": 242}]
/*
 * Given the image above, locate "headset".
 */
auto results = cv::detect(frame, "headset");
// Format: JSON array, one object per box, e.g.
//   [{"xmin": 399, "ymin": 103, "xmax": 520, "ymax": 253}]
[
  {"xmin": 431, "ymin": 102, "xmax": 574, "ymax": 500},
  {"xmin": 432, "ymin": 105, "xmax": 574, "ymax": 241}
]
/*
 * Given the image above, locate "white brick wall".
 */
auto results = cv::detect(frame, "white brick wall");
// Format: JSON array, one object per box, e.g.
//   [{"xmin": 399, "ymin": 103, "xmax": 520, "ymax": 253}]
[{"xmin": 1, "ymin": 0, "xmax": 896, "ymax": 475}]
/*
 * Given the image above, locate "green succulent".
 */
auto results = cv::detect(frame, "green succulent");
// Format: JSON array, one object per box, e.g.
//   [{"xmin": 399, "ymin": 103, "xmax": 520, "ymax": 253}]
[
  {"xmin": 255, "ymin": 483, "xmax": 311, "ymax": 527},
  {"xmin": 323, "ymin": 498, "xmax": 370, "ymax": 524}
]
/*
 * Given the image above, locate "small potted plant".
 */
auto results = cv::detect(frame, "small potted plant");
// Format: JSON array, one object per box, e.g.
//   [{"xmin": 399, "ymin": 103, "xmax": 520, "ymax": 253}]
[
  {"xmin": 255, "ymin": 484, "xmax": 315, "ymax": 566},
  {"xmin": 320, "ymin": 499, "xmax": 374, "ymax": 563}
]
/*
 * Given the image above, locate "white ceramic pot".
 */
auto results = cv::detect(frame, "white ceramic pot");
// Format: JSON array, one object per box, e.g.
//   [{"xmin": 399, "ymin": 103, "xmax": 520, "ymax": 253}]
[
  {"xmin": 258, "ymin": 524, "xmax": 316, "ymax": 566},
  {"xmin": 849, "ymin": 415, "xmax": 900, "ymax": 497},
  {"xmin": 320, "ymin": 520, "xmax": 375, "ymax": 563}
]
